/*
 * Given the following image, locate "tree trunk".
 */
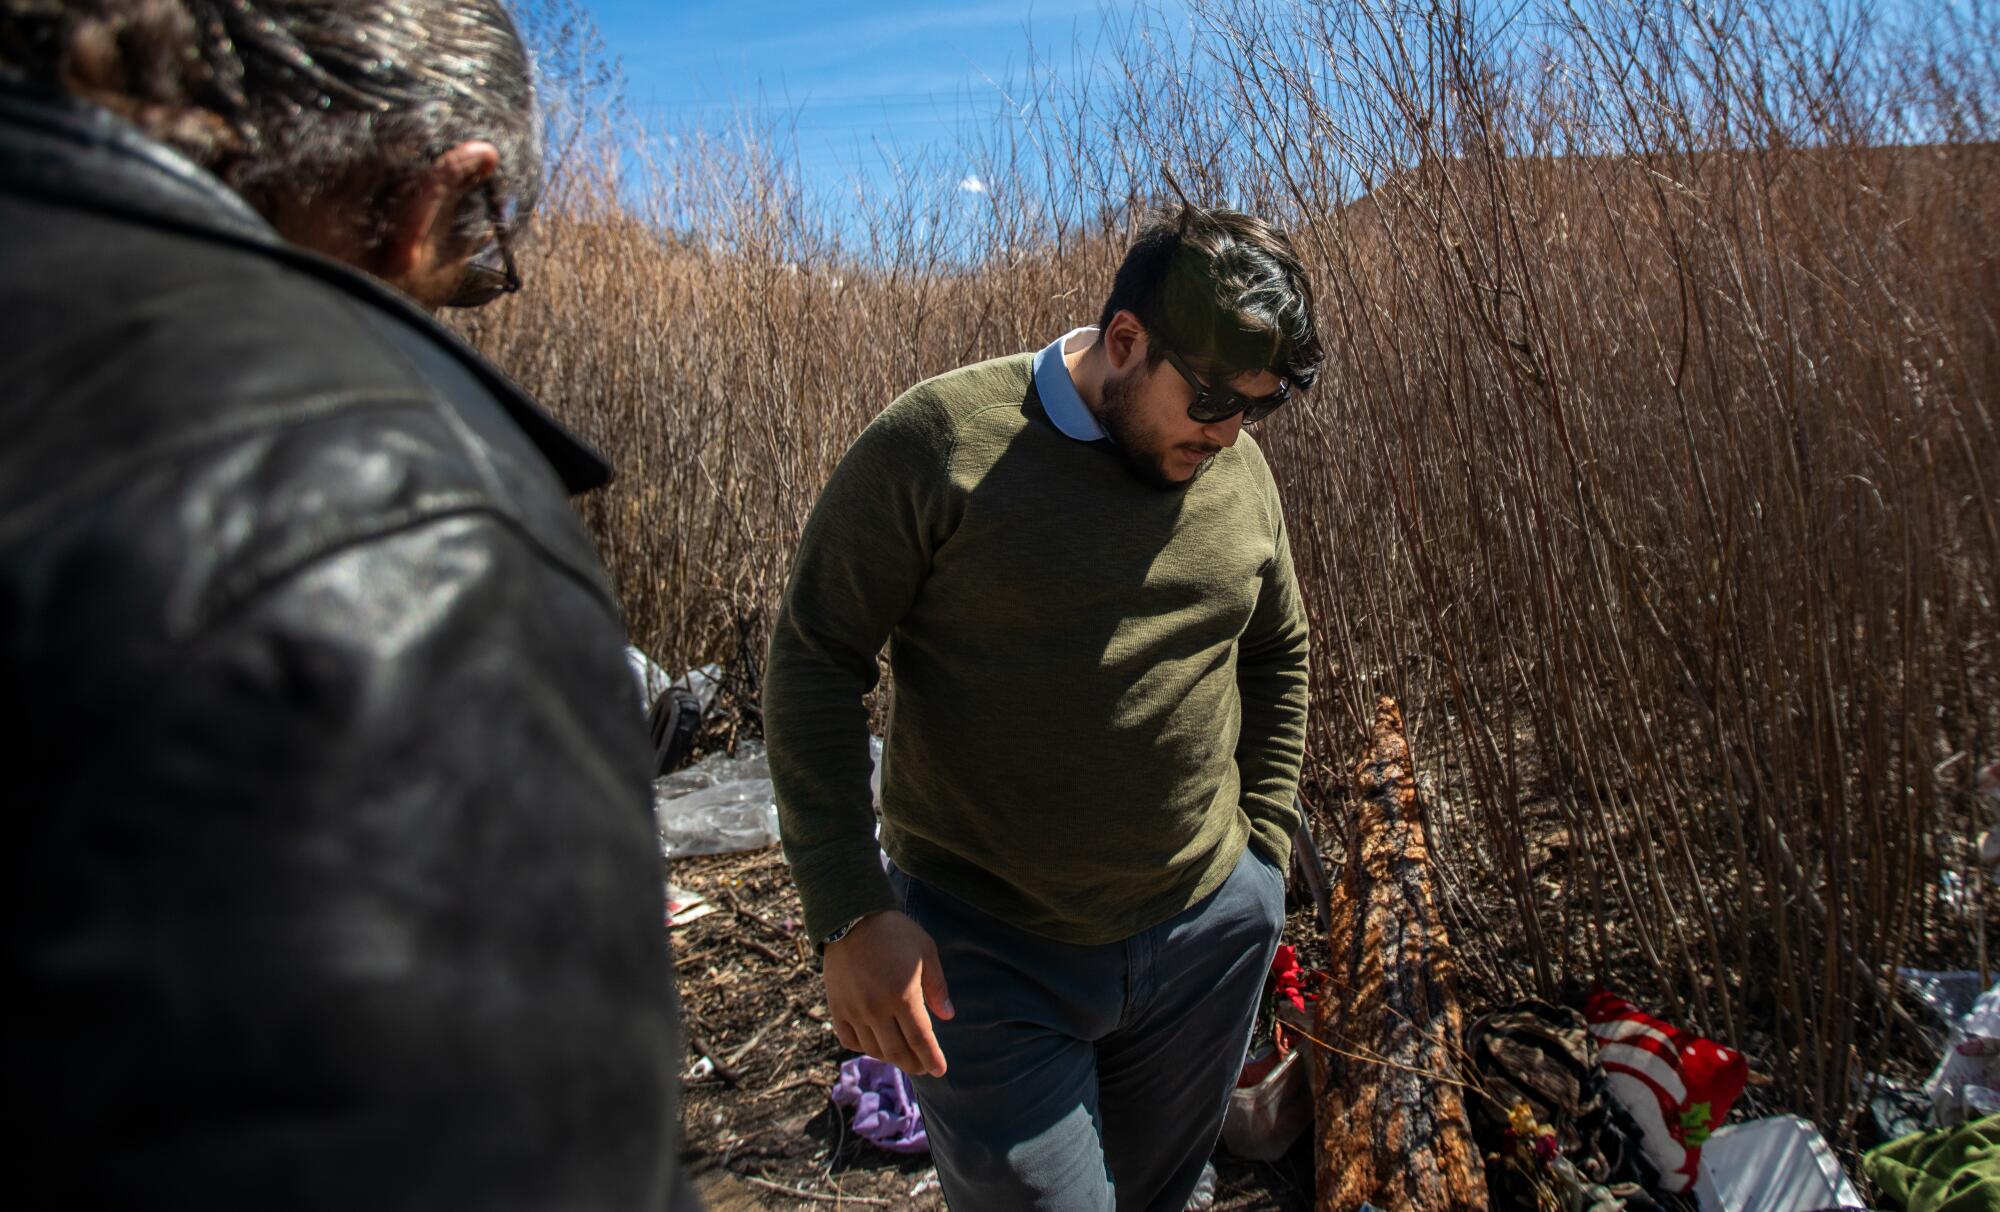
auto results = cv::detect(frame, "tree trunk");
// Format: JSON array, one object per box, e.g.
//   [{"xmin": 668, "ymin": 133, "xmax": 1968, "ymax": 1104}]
[{"xmin": 1314, "ymin": 697, "xmax": 1488, "ymax": 1211}]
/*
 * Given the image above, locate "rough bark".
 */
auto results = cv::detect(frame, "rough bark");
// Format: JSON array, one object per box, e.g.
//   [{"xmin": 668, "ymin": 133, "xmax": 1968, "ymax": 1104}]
[{"xmin": 1314, "ymin": 697, "xmax": 1488, "ymax": 1211}]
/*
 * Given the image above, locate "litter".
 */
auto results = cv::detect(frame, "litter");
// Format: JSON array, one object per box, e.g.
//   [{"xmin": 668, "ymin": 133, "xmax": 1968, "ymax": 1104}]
[
  {"xmin": 1900, "ymin": 969, "xmax": 1992, "ymax": 1030},
  {"xmin": 626, "ymin": 645, "xmax": 671, "ymax": 709},
  {"xmin": 1465, "ymin": 998, "xmax": 1655, "ymax": 1205},
  {"xmin": 1185, "ymin": 1160, "xmax": 1217, "ymax": 1210},
  {"xmin": 650, "ymin": 666, "xmax": 719, "ymax": 774},
  {"xmin": 1223, "ymin": 1041, "xmax": 1310, "ymax": 1161},
  {"xmin": 666, "ymin": 883, "xmax": 715, "ymax": 927},
  {"xmin": 868, "ymin": 734, "xmax": 884, "ymax": 807},
  {"xmin": 1692, "ymin": 1115, "xmax": 1863, "ymax": 1212},
  {"xmin": 1585, "ymin": 988, "xmax": 1748, "ymax": 1196},
  {"xmin": 1925, "ymin": 980, "xmax": 2000, "ymax": 1127},
  {"xmin": 626, "ymin": 648, "xmax": 724, "ymax": 776},
  {"xmin": 673, "ymin": 662, "xmax": 724, "ymax": 714},
  {"xmin": 653, "ymin": 735, "xmax": 883, "ymax": 860},
  {"xmin": 1872, "ymin": 1076, "xmax": 1935, "ymax": 1146},
  {"xmin": 1863, "ymin": 1113, "xmax": 2000, "ymax": 1211},
  {"xmin": 653, "ymin": 740, "xmax": 779, "ymax": 859},
  {"xmin": 626, "ymin": 648, "xmax": 722, "ymax": 713},
  {"xmin": 830, "ymin": 1055, "xmax": 927, "ymax": 1154},
  {"xmin": 1222, "ymin": 947, "xmax": 1318, "ymax": 1160}
]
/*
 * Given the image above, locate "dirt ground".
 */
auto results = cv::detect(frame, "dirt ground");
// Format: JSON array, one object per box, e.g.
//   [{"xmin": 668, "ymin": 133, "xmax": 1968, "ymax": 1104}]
[{"xmin": 668, "ymin": 845, "xmax": 1321, "ymax": 1210}]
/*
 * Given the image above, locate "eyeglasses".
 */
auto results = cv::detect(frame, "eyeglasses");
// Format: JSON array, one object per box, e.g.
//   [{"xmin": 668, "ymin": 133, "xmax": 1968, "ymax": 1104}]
[
  {"xmin": 1159, "ymin": 346, "xmax": 1290, "ymax": 424},
  {"xmin": 444, "ymin": 180, "xmax": 521, "ymax": 309}
]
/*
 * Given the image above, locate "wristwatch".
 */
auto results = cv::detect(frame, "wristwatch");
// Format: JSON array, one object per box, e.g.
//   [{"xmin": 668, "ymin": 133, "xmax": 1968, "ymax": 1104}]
[{"xmin": 819, "ymin": 915, "xmax": 865, "ymax": 952}]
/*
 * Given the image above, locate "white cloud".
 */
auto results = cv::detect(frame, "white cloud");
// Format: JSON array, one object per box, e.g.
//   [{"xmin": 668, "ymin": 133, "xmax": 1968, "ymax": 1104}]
[{"xmin": 958, "ymin": 174, "xmax": 988, "ymax": 194}]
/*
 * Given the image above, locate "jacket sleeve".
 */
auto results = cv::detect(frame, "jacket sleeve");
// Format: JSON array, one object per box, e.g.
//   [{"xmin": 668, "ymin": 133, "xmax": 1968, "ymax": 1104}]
[
  {"xmin": 14, "ymin": 512, "xmax": 696, "ymax": 1211},
  {"xmin": 765, "ymin": 395, "xmax": 961, "ymax": 943},
  {"xmin": 1237, "ymin": 500, "xmax": 1312, "ymax": 872}
]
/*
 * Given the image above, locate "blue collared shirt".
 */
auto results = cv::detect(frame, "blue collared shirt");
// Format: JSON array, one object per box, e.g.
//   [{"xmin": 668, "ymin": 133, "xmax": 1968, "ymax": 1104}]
[{"xmin": 1031, "ymin": 326, "xmax": 1106, "ymax": 442}]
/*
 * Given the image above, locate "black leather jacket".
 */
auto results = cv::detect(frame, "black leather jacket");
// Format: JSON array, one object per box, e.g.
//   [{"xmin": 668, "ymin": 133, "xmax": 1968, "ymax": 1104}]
[{"xmin": 1, "ymin": 85, "xmax": 694, "ymax": 1210}]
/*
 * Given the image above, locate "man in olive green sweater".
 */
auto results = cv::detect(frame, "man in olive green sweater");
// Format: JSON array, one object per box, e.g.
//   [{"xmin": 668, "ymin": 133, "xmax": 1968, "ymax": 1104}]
[{"xmin": 766, "ymin": 206, "xmax": 1319, "ymax": 1211}]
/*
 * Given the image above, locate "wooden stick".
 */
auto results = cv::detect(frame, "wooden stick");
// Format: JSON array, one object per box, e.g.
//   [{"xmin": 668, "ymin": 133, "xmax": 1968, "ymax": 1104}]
[
  {"xmin": 741, "ymin": 1175, "xmax": 890, "ymax": 1205},
  {"xmin": 756, "ymin": 1075, "xmax": 830, "ymax": 1100},
  {"xmin": 739, "ymin": 934, "xmax": 792, "ymax": 965},
  {"xmin": 723, "ymin": 886, "xmax": 796, "ymax": 941},
  {"xmin": 684, "ymin": 1017, "xmax": 743, "ymax": 1086},
  {"xmin": 723, "ymin": 1007, "xmax": 792, "ymax": 1069}
]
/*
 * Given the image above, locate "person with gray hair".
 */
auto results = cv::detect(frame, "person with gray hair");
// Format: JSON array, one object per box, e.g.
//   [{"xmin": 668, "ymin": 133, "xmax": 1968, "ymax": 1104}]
[{"xmin": 0, "ymin": 3, "xmax": 698, "ymax": 1207}]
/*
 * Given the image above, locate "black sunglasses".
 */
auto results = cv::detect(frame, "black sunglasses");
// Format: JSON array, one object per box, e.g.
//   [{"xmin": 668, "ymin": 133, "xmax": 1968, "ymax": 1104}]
[
  {"xmin": 444, "ymin": 180, "xmax": 521, "ymax": 309},
  {"xmin": 1159, "ymin": 346, "xmax": 1290, "ymax": 424}
]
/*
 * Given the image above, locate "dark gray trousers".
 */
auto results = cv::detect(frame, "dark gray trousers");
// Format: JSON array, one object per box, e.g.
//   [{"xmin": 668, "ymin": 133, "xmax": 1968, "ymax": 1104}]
[{"xmin": 888, "ymin": 844, "xmax": 1285, "ymax": 1212}]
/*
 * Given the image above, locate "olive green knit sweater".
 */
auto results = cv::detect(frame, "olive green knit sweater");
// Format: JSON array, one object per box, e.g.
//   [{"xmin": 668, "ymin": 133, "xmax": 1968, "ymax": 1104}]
[{"xmin": 765, "ymin": 353, "xmax": 1310, "ymax": 946}]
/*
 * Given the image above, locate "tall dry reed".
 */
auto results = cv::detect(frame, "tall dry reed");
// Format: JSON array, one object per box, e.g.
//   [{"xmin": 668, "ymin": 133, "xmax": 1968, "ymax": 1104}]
[{"xmin": 464, "ymin": 0, "xmax": 1998, "ymax": 1135}]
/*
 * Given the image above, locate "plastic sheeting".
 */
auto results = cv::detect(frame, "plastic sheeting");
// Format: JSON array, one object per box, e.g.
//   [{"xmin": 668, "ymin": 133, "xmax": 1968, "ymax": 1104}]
[
  {"xmin": 1928, "ymin": 981, "xmax": 2000, "ymax": 1127},
  {"xmin": 652, "ymin": 736, "xmax": 883, "ymax": 860},
  {"xmin": 1694, "ymin": 1115, "xmax": 1862, "ymax": 1212},
  {"xmin": 653, "ymin": 740, "xmax": 779, "ymax": 859}
]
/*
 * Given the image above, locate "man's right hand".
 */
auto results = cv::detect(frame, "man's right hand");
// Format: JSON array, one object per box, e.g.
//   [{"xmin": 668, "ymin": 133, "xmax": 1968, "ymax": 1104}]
[{"xmin": 823, "ymin": 910, "xmax": 954, "ymax": 1078}]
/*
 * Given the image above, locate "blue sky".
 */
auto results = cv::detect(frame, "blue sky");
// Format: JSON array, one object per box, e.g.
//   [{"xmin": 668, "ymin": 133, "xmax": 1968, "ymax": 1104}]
[
  {"xmin": 560, "ymin": 0, "xmax": 1981, "ymax": 241},
  {"xmin": 576, "ymin": 1, "xmax": 1186, "ymax": 202}
]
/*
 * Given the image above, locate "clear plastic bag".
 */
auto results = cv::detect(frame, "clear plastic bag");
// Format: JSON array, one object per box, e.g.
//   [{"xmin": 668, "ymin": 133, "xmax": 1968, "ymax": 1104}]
[
  {"xmin": 653, "ymin": 741, "xmax": 778, "ymax": 858},
  {"xmin": 1898, "ymin": 967, "xmax": 1989, "ymax": 1028},
  {"xmin": 1221, "ymin": 1043, "xmax": 1311, "ymax": 1161},
  {"xmin": 1926, "ymin": 980, "xmax": 2000, "ymax": 1126},
  {"xmin": 652, "ymin": 737, "xmax": 883, "ymax": 859}
]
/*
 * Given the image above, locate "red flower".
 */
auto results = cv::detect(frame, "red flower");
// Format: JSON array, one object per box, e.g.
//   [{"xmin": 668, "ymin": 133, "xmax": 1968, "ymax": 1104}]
[
  {"xmin": 1269, "ymin": 945, "xmax": 1309, "ymax": 1013},
  {"xmin": 1257, "ymin": 946, "xmax": 1326, "ymax": 1059}
]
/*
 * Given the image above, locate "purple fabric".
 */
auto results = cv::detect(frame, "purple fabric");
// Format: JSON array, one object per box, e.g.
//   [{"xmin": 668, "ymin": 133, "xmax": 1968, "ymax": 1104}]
[{"xmin": 830, "ymin": 1056, "xmax": 929, "ymax": 1154}]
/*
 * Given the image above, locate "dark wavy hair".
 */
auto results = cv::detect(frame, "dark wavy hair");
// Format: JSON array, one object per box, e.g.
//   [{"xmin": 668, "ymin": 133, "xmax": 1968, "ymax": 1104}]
[
  {"xmin": 0, "ymin": 0, "xmax": 541, "ymax": 244},
  {"xmin": 1098, "ymin": 204, "xmax": 1323, "ymax": 390}
]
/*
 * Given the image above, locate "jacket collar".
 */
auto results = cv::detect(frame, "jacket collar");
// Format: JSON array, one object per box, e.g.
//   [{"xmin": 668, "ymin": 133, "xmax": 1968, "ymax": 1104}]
[{"xmin": 0, "ymin": 80, "xmax": 613, "ymax": 495}]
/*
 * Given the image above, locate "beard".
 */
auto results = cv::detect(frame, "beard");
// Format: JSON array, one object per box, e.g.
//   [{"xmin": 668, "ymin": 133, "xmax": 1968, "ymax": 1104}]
[{"xmin": 1098, "ymin": 370, "xmax": 1220, "ymax": 491}]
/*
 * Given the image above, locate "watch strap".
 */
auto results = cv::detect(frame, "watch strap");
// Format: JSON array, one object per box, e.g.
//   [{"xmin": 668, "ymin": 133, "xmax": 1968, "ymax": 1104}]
[{"xmin": 820, "ymin": 915, "xmax": 866, "ymax": 950}]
